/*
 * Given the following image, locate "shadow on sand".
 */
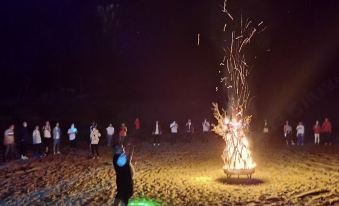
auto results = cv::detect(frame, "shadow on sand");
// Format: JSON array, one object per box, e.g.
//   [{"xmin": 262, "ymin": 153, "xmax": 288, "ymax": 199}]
[{"xmin": 216, "ymin": 177, "xmax": 264, "ymax": 185}]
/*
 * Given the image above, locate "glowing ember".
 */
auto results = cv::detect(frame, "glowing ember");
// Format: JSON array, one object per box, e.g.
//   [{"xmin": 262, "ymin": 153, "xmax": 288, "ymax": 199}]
[{"xmin": 212, "ymin": 0, "xmax": 264, "ymax": 174}]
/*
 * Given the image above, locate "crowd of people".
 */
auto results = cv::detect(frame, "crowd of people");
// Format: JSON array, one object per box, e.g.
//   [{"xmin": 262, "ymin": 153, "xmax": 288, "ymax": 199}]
[
  {"xmin": 2, "ymin": 116, "xmax": 336, "ymax": 162},
  {"xmin": 2, "ymin": 121, "xmax": 102, "ymax": 162},
  {"xmin": 282, "ymin": 118, "xmax": 333, "ymax": 146},
  {"xmin": 0, "ymin": 117, "xmax": 214, "ymax": 204},
  {"xmin": 151, "ymin": 118, "xmax": 211, "ymax": 146},
  {"xmin": 1, "ymin": 118, "xmax": 212, "ymax": 162}
]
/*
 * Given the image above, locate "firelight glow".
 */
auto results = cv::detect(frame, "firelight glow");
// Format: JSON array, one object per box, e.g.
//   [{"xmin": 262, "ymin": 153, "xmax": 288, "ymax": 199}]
[
  {"xmin": 213, "ymin": 109, "xmax": 256, "ymax": 171},
  {"xmin": 193, "ymin": 176, "xmax": 212, "ymax": 183}
]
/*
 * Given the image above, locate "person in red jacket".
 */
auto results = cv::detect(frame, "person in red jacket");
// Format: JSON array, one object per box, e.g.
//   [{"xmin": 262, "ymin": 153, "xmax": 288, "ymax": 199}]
[
  {"xmin": 133, "ymin": 118, "xmax": 141, "ymax": 144},
  {"xmin": 313, "ymin": 120, "xmax": 321, "ymax": 145},
  {"xmin": 321, "ymin": 118, "xmax": 332, "ymax": 146},
  {"xmin": 119, "ymin": 123, "xmax": 128, "ymax": 146},
  {"xmin": 134, "ymin": 118, "xmax": 141, "ymax": 131}
]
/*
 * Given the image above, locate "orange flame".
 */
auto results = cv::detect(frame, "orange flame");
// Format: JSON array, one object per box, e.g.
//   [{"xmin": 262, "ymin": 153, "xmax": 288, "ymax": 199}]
[{"xmin": 213, "ymin": 104, "xmax": 256, "ymax": 170}]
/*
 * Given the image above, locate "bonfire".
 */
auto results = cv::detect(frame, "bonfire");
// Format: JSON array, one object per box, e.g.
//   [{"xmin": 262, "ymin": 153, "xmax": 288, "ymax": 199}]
[{"xmin": 212, "ymin": 0, "xmax": 265, "ymax": 179}]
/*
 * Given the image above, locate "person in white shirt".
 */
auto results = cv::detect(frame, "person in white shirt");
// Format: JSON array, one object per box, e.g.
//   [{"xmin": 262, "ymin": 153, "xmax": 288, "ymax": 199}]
[
  {"xmin": 68, "ymin": 123, "xmax": 78, "ymax": 149},
  {"xmin": 106, "ymin": 123, "xmax": 115, "ymax": 146},
  {"xmin": 33, "ymin": 125, "xmax": 43, "ymax": 157},
  {"xmin": 89, "ymin": 122, "xmax": 97, "ymax": 156},
  {"xmin": 313, "ymin": 120, "xmax": 321, "ymax": 145},
  {"xmin": 90, "ymin": 126, "xmax": 101, "ymax": 159},
  {"xmin": 42, "ymin": 121, "xmax": 52, "ymax": 155},
  {"xmin": 3, "ymin": 125, "xmax": 15, "ymax": 162},
  {"xmin": 202, "ymin": 119, "xmax": 211, "ymax": 142},
  {"xmin": 152, "ymin": 121, "xmax": 162, "ymax": 146},
  {"xmin": 53, "ymin": 123, "xmax": 61, "ymax": 155},
  {"xmin": 296, "ymin": 122, "xmax": 305, "ymax": 146},
  {"xmin": 170, "ymin": 121, "xmax": 179, "ymax": 144}
]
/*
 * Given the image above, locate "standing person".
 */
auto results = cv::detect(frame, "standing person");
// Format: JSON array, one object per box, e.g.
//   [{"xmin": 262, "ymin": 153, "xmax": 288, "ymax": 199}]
[
  {"xmin": 169, "ymin": 121, "xmax": 179, "ymax": 144},
  {"xmin": 89, "ymin": 122, "xmax": 97, "ymax": 155},
  {"xmin": 106, "ymin": 123, "xmax": 115, "ymax": 146},
  {"xmin": 90, "ymin": 126, "xmax": 101, "ymax": 159},
  {"xmin": 134, "ymin": 117, "xmax": 141, "ymax": 133},
  {"xmin": 263, "ymin": 120, "xmax": 269, "ymax": 134},
  {"xmin": 313, "ymin": 120, "xmax": 321, "ymax": 145},
  {"xmin": 133, "ymin": 117, "xmax": 141, "ymax": 143},
  {"xmin": 322, "ymin": 118, "xmax": 332, "ymax": 146},
  {"xmin": 185, "ymin": 119, "xmax": 194, "ymax": 143},
  {"xmin": 42, "ymin": 121, "xmax": 52, "ymax": 155},
  {"xmin": 18, "ymin": 122, "xmax": 29, "ymax": 160},
  {"xmin": 53, "ymin": 123, "xmax": 61, "ymax": 155},
  {"xmin": 152, "ymin": 121, "xmax": 162, "ymax": 146},
  {"xmin": 283, "ymin": 121, "xmax": 293, "ymax": 145},
  {"xmin": 3, "ymin": 125, "xmax": 15, "ymax": 162},
  {"xmin": 67, "ymin": 123, "xmax": 78, "ymax": 149},
  {"xmin": 119, "ymin": 123, "xmax": 128, "ymax": 146},
  {"xmin": 202, "ymin": 119, "xmax": 211, "ymax": 142},
  {"xmin": 113, "ymin": 144, "xmax": 134, "ymax": 206},
  {"xmin": 134, "ymin": 118, "xmax": 141, "ymax": 131},
  {"xmin": 296, "ymin": 122, "xmax": 305, "ymax": 146},
  {"xmin": 32, "ymin": 125, "xmax": 43, "ymax": 157}
]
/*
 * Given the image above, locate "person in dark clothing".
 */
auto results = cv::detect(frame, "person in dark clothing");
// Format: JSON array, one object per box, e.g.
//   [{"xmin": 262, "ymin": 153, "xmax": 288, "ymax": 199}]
[
  {"xmin": 152, "ymin": 121, "xmax": 162, "ymax": 146},
  {"xmin": 113, "ymin": 144, "xmax": 134, "ymax": 206},
  {"xmin": 18, "ymin": 122, "xmax": 30, "ymax": 160},
  {"xmin": 185, "ymin": 119, "xmax": 194, "ymax": 143}
]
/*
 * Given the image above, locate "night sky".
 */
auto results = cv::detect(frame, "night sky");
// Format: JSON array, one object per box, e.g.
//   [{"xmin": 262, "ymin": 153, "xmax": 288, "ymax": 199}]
[{"xmin": 2, "ymin": 0, "xmax": 339, "ymax": 129}]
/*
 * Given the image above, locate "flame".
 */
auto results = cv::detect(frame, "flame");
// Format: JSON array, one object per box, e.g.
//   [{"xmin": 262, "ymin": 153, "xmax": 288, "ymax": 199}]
[{"xmin": 214, "ymin": 110, "xmax": 256, "ymax": 171}]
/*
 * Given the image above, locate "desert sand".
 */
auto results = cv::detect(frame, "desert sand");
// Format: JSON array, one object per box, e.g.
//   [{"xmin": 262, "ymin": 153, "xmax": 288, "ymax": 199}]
[{"xmin": 0, "ymin": 134, "xmax": 338, "ymax": 206}]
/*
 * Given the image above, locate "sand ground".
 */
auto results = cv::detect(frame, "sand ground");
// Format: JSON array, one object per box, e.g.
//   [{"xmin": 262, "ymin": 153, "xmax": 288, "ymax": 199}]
[{"xmin": 0, "ymin": 134, "xmax": 338, "ymax": 206}]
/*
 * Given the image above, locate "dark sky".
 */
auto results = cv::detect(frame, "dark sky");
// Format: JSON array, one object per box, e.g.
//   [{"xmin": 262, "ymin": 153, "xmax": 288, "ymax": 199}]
[{"xmin": 2, "ymin": 0, "xmax": 339, "ymax": 127}]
